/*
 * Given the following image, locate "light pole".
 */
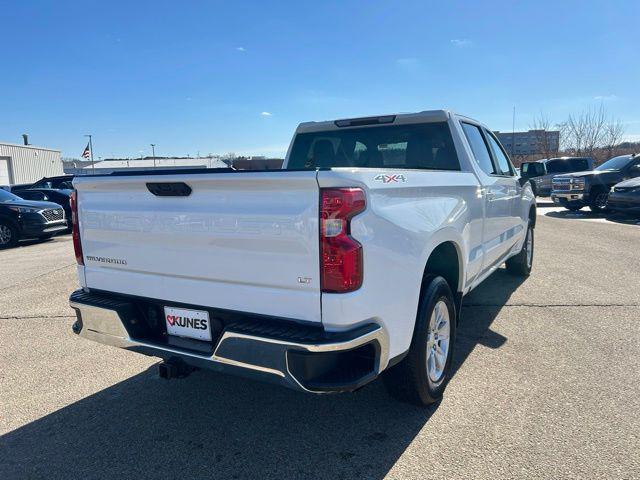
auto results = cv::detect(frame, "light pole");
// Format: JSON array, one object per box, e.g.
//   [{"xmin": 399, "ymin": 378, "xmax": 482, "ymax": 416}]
[{"xmin": 151, "ymin": 144, "xmax": 156, "ymax": 168}]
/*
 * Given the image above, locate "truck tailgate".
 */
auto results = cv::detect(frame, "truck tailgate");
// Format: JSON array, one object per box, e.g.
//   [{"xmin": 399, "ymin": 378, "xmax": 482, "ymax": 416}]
[{"xmin": 74, "ymin": 171, "xmax": 322, "ymax": 323}]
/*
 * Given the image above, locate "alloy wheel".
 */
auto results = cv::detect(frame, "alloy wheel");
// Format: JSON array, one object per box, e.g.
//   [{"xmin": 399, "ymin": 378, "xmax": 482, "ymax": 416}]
[
  {"xmin": 426, "ymin": 300, "xmax": 450, "ymax": 383},
  {"xmin": 0, "ymin": 225, "xmax": 12, "ymax": 245},
  {"xmin": 595, "ymin": 192, "xmax": 608, "ymax": 209}
]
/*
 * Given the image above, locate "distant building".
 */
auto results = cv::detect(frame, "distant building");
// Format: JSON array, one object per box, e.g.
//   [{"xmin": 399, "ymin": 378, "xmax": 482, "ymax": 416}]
[
  {"xmin": 74, "ymin": 156, "xmax": 228, "ymax": 175},
  {"xmin": 494, "ymin": 130, "xmax": 560, "ymax": 156},
  {"xmin": 0, "ymin": 140, "xmax": 63, "ymax": 186}
]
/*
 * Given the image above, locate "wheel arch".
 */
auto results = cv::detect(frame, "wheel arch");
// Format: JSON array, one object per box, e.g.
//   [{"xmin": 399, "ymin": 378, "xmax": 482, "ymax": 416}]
[
  {"xmin": 390, "ymin": 239, "xmax": 463, "ymax": 368},
  {"xmin": 0, "ymin": 214, "xmax": 20, "ymax": 231},
  {"xmin": 529, "ymin": 203, "xmax": 536, "ymax": 228},
  {"xmin": 419, "ymin": 239, "xmax": 464, "ymax": 322}
]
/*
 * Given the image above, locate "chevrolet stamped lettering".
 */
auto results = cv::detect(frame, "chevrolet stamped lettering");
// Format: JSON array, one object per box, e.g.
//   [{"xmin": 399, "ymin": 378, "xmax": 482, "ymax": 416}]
[{"xmin": 85, "ymin": 255, "xmax": 127, "ymax": 265}]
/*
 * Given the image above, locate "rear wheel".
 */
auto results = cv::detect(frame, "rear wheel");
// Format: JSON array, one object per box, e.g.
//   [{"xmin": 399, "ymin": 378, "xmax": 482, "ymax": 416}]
[
  {"xmin": 0, "ymin": 221, "xmax": 18, "ymax": 249},
  {"xmin": 383, "ymin": 276, "xmax": 457, "ymax": 406},
  {"xmin": 506, "ymin": 224, "xmax": 534, "ymax": 276}
]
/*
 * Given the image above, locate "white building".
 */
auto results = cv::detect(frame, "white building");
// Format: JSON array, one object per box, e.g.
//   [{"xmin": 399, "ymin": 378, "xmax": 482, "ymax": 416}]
[{"xmin": 0, "ymin": 142, "xmax": 63, "ymax": 186}]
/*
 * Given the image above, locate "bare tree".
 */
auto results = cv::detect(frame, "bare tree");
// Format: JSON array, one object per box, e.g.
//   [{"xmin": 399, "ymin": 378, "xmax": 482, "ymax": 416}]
[
  {"xmin": 602, "ymin": 118, "xmax": 625, "ymax": 159},
  {"xmin": 559, "ymin": 105, "xmax": 624, "ymax": 161}
]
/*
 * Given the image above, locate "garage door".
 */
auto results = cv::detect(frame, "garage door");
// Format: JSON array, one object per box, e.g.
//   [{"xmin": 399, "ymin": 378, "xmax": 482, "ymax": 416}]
[{"xmin": 0, "ymin": 158, "xmax": 11, "ymax": 186}]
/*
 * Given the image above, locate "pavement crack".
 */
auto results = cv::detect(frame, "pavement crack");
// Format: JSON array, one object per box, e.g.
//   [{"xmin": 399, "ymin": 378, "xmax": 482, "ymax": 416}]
[
  {"xmin": 0, "ymin": 263, "xmax": 76, "ymax": 292},
  {"xmin": 464, "ymin": 303, "xmax": 640, "ymax": 308},
  {"xmin": 0, "ymin": 315, "xmax": 74, "ymax": 320}
]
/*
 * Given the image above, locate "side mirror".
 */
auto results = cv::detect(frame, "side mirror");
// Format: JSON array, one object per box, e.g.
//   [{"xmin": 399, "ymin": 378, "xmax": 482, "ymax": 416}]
[{"xmin": 521, "ymin": 162, "xmax": 546, "ymax": 179}]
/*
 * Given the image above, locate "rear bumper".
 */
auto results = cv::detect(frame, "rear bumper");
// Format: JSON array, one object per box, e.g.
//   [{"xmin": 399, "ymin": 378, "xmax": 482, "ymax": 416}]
[{"xmin": 69, "ymin": 290, "xmax": 389, "ymax": 393}]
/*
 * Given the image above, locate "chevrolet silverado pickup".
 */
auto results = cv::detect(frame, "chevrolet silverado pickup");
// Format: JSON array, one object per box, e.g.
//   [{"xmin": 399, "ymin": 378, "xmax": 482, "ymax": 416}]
[{"xmin": 69, "ymin": 110, "xmax": 536, "ymax": 405}]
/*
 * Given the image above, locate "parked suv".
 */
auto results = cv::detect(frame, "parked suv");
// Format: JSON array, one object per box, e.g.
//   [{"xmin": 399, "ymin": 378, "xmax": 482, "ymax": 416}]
[
  {"xmin": 0, "ymin": 188, "xmax": 67, "ymax": 248},
  {"xmin": 551, "ymin": 154, "xmax": 640, "ymax": 212},
  {"xmin": 14, "ymin": 188, "xmax": 73, "ymax": 232},
  {"xmin": 521, "ymin": 157, "xmax": 593, "ymax": 196}
]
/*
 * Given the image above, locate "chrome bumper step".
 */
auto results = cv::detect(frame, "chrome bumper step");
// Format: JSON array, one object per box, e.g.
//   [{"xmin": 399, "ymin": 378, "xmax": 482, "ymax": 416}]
[{"xmin": 69, "ymin": 290, "xmax": 389, "ymax": 393}]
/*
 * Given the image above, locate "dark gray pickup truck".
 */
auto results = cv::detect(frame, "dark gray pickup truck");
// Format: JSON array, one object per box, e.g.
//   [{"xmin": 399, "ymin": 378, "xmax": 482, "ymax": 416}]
[
  {"xmin": 521, "ymin": 157, "xmax": 593, "ymax": 197},
  {"xmin": 551, "ymin": 154, "xmax": 640, "ymax": 212}
]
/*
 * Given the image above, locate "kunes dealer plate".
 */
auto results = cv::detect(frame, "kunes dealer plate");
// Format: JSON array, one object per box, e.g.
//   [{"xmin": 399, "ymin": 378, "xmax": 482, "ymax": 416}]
[{"xmin": 164, "ymin": 306, "xmax": 212, "ymax": 341}]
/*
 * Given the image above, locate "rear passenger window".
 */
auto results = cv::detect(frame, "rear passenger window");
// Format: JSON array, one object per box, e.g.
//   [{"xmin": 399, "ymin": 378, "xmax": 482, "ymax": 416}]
[
  {"xmin": 485, "ymin": 132, "xmax": 514, "ymax": 176},
  {"xmin": 569, "ymin": 158, "xmax": 589, "ymax": 171},
  {"xmin": 545, "ymin": 160, "xmax": 565, "ymax": 174},
  {"xmin": 461, "ymin": 123, "xmax": 496, "ymax": 175}
]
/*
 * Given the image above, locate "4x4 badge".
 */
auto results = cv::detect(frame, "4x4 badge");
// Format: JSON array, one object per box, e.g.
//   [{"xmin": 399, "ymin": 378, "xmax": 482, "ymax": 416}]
[{"xmin": 374, "ymin": 174, "xmax": 407, "ymax": 184}]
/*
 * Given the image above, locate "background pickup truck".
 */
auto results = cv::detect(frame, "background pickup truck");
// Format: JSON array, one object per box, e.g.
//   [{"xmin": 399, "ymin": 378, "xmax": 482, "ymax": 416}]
[
  {"xmin": 551, "ymin": 153, "xmax": 640, "ymax": 212},
  {"xmin": 69, "ymin": 110, "xmax": 536, "ymax": 405},
  {"xmin": 520, "ymin": 156, "xmax": 594, "ymax": 197}
]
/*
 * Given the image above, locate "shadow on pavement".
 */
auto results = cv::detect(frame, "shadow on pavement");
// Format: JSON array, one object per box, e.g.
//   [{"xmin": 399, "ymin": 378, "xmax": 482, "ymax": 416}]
[
  {"xmin": 16, "ymin": 233, "xmax": 71, "ymax": 249},
  {"xmin": 0, "ymin": 270, "xmax": 525, "ymax": 480},
  {"xmin": 544, "ymin": 208, "xmax": 640, "ymax": 226}
]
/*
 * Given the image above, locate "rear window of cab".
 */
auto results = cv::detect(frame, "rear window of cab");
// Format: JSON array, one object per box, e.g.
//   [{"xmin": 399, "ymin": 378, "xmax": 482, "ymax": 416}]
[{"xmin": 286, "ymin": 122, "xmax": 460, "ymax": 171}]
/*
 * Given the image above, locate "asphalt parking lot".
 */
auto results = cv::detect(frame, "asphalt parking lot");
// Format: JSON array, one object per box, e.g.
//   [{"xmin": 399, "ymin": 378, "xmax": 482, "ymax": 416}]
[{"xmin": 1, "ymin": 209, "xmax": 639, "ymax": 479}]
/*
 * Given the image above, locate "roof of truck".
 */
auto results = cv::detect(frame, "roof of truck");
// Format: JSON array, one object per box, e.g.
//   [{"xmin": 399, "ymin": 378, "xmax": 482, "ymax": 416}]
[{"xmin": 296, "ymin": 110, "xmax": 457, "ymax": 133}]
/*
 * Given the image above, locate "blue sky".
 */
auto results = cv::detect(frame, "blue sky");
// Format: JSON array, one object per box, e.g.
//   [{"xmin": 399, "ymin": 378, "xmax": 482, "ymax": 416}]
[{"xmin": 1, "ymin": 0, "xmax": 639, "ymax": 158}]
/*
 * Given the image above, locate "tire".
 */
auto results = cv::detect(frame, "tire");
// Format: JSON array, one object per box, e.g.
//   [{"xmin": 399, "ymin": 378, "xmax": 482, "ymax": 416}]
[
  {"xmin": 506, "ymin": 224, "xmax": 534, "ymax": 276},
  {"xmin": 383, "ymin": 275, "xmax": 457, "ymax": 406},
  {"xmin": 589, "ymin": 188, "xmax": 609, "ymax": 213},
  {"xmin": 0, "ymin": 221, "xmax": 19, "ymax": 249}
]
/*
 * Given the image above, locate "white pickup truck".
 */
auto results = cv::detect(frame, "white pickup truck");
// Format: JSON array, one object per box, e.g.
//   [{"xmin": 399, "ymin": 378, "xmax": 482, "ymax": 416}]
[{"xmin": 69, "ymin": 110, "xmax": 536, "ymax": 405}]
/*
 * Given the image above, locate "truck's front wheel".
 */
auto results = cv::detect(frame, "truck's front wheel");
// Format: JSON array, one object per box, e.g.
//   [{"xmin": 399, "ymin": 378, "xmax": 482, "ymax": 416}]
[
  {"xmin": 383, "ymin": 276, "xmax": 457, "ymax": 406},
  {"xmin": 589, "ymin": 188, "xmax": 610, "ymax": 213}
]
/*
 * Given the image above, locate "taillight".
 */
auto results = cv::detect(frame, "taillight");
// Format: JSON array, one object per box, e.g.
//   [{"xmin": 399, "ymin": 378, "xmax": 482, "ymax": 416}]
[
  {"xmin": 70, "ymin": 190, "xmax": 84, "ymax": 265},
  {"xmin": 320, "ymin": 188, "xmax": 365, "ymax": 293}
]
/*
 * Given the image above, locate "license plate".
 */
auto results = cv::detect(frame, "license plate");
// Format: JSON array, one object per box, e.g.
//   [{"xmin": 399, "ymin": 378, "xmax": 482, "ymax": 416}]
[{"xmin": 164, "ymin": 306, "xmax": 212, "ymax": 341}]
